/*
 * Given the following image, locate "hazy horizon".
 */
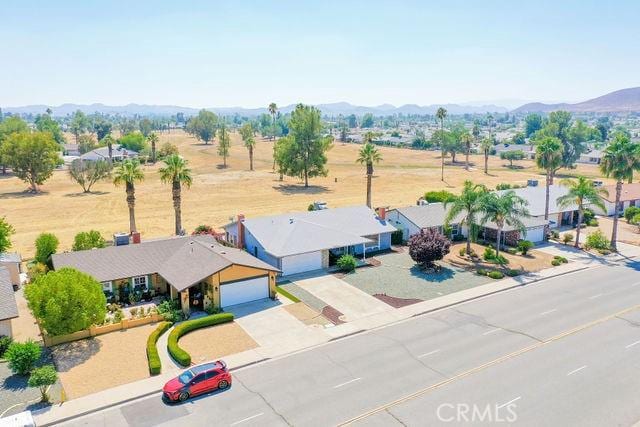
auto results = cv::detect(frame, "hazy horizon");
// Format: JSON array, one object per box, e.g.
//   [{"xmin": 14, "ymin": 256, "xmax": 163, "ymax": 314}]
[{"xmin": 1, "ymin": 0, "xmax": 639, "ymax": 108}]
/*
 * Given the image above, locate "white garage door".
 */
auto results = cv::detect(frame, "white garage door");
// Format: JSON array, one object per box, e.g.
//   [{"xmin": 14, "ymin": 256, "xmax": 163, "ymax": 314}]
[
  {"xmin": 220, "ymin": 276, "xmax": 269, "ymax": 308},
  {"xmin": 523, "ymin": 227, "xmax": 545, "ymax": 243},
  {"xmin": 281, "ymin": 251, "xmax": 323, "ymax": 276}
]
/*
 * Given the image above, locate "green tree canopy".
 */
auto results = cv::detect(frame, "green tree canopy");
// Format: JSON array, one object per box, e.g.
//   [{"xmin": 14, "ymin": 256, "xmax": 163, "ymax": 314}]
[
  {"xmin": 69, "ymin": 110, "xmax": 90, "ymax": 143},
  {"xmin": 118, "ymin": 132, "xmax": 148, "ymax": 153},
  {"xmin": 360, "ymin": 113, "xmax": 374, "ymax": 128},
  {"xmin": 185, "ymin": 110, "xmax": 218, "ymax": 144},
  {"xmin": 217, "ymin": 123, "xmax": 231, "ymax": 167},
  {"xmin": 524, "ymin": 113, "xmax": 543, "ymax": 137},
  {"xmin": 34, "ymin": 232, "xmax": 59, "ymax": 267},
  {"xmin": 69, "ymin": 159, "xmax": 111, "ymax": 193},
  {"xmin": 35, "ymin": 113, "xmax": 65, "ymax": 145},
  {"xmin": 25, "ymin": 268, "xmax": 107, "ymax": 336},
  {"xmin": 0, "ymin": 131, "xmax": 62, "ymax": 192},
  {"xmin": 72, "ymin": 230, "xmax": 107, "ymax": 251},
  {"xmin": 0, "ymin": 217, "xmax": 15, "ymax": 254},
  {"xmin": 28, "ymin": 365, "xmax": 58, "ymax": 402},
  {"xmin": 500, "ymin": 150, "xmax": 526, "ymax": 167}
]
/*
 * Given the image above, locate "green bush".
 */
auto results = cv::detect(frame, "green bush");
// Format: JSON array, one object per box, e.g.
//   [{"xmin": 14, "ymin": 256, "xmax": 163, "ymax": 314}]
[
  {"xmin": 337, "ymin": 254, "xmax": 358, "ymax": 272},
  {"xmin": 487, "ymin": 271, "xmax": 505, "ymax": 279},
  {"xmin": 551, "ymin": 259, "xmax": 561, "ymax": 266},
  {"xmin": 517, "ymin": 240, "xmax": 533, "ymax": 255},
  {"xmin": 585, "ymin": 229, "xmax": 610, "ymax": 251},
  {"xmin": 276, "ymin": 286, "xmax": 300, "ymax": 303},
  {"xmin": 5, "ymin": 340, "xmax": 41, "ymax": 375},
  {"xmin": 587, "ymin": 219, "xmax": 599, "ymax": 227},
  {"xmin": 506, "ymin": 247, "xmax": 518, "ymax": 255},
  {"xmin": 391, "ymin": 229, "xmax": 404, "ymax": 245},
  {"xmin": 34, "ymin": 233, "xmax": 59, "ymax": 267},
  {"xmin": 459, "ymin": 247, "xmax": 466, "ymax": 256},
  {"xmin": 550, "ymin": 230, "xmax": 560, "ymax": 239},
  {"xmin": 624, "ymin": 206, "xmax": 640, "ymax": 222},
  {"xmin": 28, "ymin": 365, "xmax": 58, "ymax": 402},
  {"xmin": 424, "ymin": 190, "xmax": 457, "ymax": 204},
  {"xmin": 146, "ymin": 321, "xmax": 171, "ymax": 375},
  {"xmin": 168, "ymin": 313, "xmax": 234, "ymax": 367},
  {"xmin": 156, "ymin": 299, "xmax": 184, "ymax": 323},
  {"xmin": 583, "ymin": 208, "xmax": 596, "ymax": 223},
  {"xmin": 562, "ymin": 233, "xmax": 574, "ymax": 245},
  {"xmin": 553, "ymin": 255, "xmax": 568, "ymax": 264},
  {"xmin": 483, "ymin": 247, "xmax": 496, "ymax": 261},
  {"xmin": 476, "ymin": 268, "xmax": 489, "ymax": 276},
  {"xmin": 0, "ymin": 335, "xmax": 13, "ymax": 358},
  {"xmin": 505, "ymin": 269, "xmax": 521, "ymax": 277}
]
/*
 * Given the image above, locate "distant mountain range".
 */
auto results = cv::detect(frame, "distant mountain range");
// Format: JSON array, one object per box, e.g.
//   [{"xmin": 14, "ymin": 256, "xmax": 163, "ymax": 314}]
[
  {"xmin": 513, "ymin": 87, "xmax": 640, "ymax": 113},
  {"xmin": 2, "ymin": 101, "xmax": 509, "ymax": 117}
]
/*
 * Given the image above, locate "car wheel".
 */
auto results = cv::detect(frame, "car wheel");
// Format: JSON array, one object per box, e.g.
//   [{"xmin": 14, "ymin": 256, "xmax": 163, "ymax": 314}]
[
  {"xmin": 218, "ymin": 380, "xmax": 229, "ymax": 390},
  {"xmin": 178, "ymin": 391, "xmax": 189, "ymax": 402}
]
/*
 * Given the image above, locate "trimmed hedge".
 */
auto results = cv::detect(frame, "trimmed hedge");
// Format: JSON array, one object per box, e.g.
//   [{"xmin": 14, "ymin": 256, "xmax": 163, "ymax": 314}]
[
  {"xmin": 487, "ymin": 271, "xmax": 505, "ymax": 279},
  {"xmin": 146, "ymin": 321, "xmax": 171, "ymax": 375},
  {"xmin": 168, "ymin": 313, "xmax": 234, "ymax": 367},
  {"xmin": 276, "ymin": 286, "xmax": 300, "ymax": 303}
]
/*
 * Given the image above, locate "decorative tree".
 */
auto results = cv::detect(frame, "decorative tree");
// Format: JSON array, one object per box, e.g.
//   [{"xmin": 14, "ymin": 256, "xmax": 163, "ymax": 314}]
[
  {"xmin": 34, "ymin": 233, "xmax": 59, "ymax": 267},
  {"xmin": 28, "ymin": 365, "xmax": 58, "ymax": 402},
  {"xmin": 0, "ymin": 217, "xmax": 15, "ymax": 254},
  {"xmin": 72, "ymin": 230, "xmax": 107, "ymax": 251},
  {"xmin": 239, "ymin": 123, "xmax": 256, "ymax": 171},
  {"xmin": 408, "ymin": 228, "xmax": 451, "ymax": 269},
  {"xmin": 556, "ymin": 176, "xmax": 608, "ymax": 248},
  {"xmin": 69, "ymin": 159, "xmax": 111, "ymax": 193}
]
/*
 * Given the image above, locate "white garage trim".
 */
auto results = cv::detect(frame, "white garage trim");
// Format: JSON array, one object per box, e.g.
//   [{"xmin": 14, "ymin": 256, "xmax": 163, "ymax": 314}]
[
  {"xmin": 523, "ymin": 227, "xmax": 545, "ymax": 243},
  {"xmin": 281, "ymin": 251, "xmax": 323, "ymax": 276},
  {"xmin": 220, "ymin": 275, "xmax": 269, "ymax": 308}
]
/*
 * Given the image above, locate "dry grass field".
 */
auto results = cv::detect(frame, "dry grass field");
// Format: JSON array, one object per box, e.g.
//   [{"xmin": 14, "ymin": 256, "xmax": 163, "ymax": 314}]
[{"xmin": 0, "ymin": 130, "xmax": 609, "ymax": 258}]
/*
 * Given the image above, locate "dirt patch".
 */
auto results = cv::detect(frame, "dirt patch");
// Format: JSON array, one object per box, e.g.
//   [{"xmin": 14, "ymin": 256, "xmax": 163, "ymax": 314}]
[
  {"xmin": 373, "ymin": 294, "xmax": 423, "ymax": 308},
  {"xmin": 284, "ymin": 302, "xmax": 331, "ymax": 327},
  {"xmin": 178, "ymin": 322, "xmax": 258, "ymax": 365},
  {"xmin": 444, "ymin": 242, "xmax": 557, "ymax": 273},
  {"xmin": 322, "ymin": 305, "xmax": 345, "ymax": 325},
  {"xmin": 51, "ymin": 324, "xmax": 156, "ymax": 399}
]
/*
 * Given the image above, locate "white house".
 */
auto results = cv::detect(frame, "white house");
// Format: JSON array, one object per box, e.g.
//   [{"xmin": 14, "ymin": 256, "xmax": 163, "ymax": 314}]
[{"xmin": 596, "ymin": 183, "xmax": 640, "ymax": 216}]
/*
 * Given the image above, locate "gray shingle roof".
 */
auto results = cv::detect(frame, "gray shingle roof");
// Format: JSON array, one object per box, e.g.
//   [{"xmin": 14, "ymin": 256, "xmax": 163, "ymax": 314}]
[
  {"xmin": 0, "ymin": 267, "xmax": 18, "ymax": 321},
  {"xmin": 240, "ymin": 205, "xmax": 397, "ymax": 257},
  {"xmin": 80, "ymin": 144, "xmax": 138, "ymax": 161},
  {"xmin": 52, "ymin": 235, "xmax": 277, "ymax": 285},
  {"xmin": 0, "ymin": 252, "xmax": 21, "ymax": 263},
  {"xmin": 496, "ymin": 184, "xmax": 578, "ymax": 217}
]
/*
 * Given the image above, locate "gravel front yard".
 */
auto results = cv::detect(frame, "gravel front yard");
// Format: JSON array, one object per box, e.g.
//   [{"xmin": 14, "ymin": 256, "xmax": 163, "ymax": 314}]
[
  {"xmin": 178, "ymin": 322, "xmax": 258, "ymax": 365},
  {"xmin": 444, "ymin": 242, "xmax": 557, "ymax": 272},
  {"xmin": 51, "ymin": 324, "xmax": 156, "ymax": 399}
]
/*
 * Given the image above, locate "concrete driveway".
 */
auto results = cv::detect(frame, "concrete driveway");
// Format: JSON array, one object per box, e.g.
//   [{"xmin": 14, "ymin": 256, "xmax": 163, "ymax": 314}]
[{"xmin": 292, "ymin": 274, "xmax": 390, "ymax": 322}]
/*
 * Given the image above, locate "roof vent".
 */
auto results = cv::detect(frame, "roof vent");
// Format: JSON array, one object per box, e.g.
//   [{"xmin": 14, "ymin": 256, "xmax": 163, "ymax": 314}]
[{"xmin": 289, "ymin": 218, "xmax": 294, "ymax": 224}]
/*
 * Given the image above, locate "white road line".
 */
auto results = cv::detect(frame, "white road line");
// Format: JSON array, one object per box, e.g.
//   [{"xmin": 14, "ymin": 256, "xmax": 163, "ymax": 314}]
[
  {"xmin": 333, "ymin": 378, "xmax": 362, "ymax": 389},
  {"xmin": 496, "ymin": 396, "xmax": 521, "ymax": 409},
  {"xmin": 625, "ymin": 340, "xmax": 640, "ymax": 349},
  {"xmin": 417, "ymin": 349, "xmax": 441, "ymax": 358},
  {"xmin": 540, "ymin": 309, "xmax": 557, "ymax": 316},
  {"xmin": 230, "ymin": 413, "xmax": 264, "ymax": 426},
  {"xmin": 588, "ymin": 293, "xmax": 604, "ymax": 300},
  {"xmin": 567, "ymin": 365, "xmax": 587, "ymax": 376},
  {"xmin": 483, "ymin": 328, "xmax": 500, "ymax": 336}
]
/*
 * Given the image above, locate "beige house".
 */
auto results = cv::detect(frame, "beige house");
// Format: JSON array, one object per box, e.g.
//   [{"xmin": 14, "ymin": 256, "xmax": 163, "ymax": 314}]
[{"xmin": 52, "ymin": 235, "xmax": 279, "ymax": 316}]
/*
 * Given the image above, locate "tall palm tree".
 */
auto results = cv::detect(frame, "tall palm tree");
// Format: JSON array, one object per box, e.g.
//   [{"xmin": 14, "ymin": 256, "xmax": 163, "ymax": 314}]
[
  {"xmin": 444, "ymin": 180, "xmax": 488, "ymax": 255},
  {"xmin": 159, "ymin": 154, "xmax": 193, "ymax": 235},
  {"xmin": 356, "ymin": 143, "xmax": 383, "ymax": 208},
  {"xmin": 600, "ymin": 134, "xmax": 640, "ymax": 250},
  {"xmin": 147, "ymin": 132, "xmax": 159, "ymax": 163},
  {"xmin": 112, "ymin": 158, "xmax": 144, "ymax": 233},
  {"xmin": 269, "ymin": 103, "xmax": 278, "ymax": 169},
  {"xmin": 461, "ymin": 132, "xmax": 473, "ymax": 171},
  {"xmin": 556, "ymin": 177, "xmax": 608, "ymax": 248},
  {"xmin": 480, "ymin": 137, "xmax": 492, "ymax": 174},
  {"xmin": 436, "ymin": 107, "xmax": 448, "ymax": 181},
  {"xmin": 240, "ymin": 123, "xmax": 256, "ymax": 171},
  {"xmin": 479, "ymin": 191, "xmax": 529, "ymax": 258},
  {"xmin": 535, "ymin": 136, "xmax": 563, "ymax": 220}
]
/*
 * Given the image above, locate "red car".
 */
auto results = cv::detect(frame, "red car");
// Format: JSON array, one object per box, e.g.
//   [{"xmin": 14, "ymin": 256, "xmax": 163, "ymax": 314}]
[{"xmin": 163, "ymin": 360, "xmax": 231, "ymax": 402}]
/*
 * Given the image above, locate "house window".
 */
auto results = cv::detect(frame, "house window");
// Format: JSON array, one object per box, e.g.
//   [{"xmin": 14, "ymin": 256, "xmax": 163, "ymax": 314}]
[
  {"xmin": 364, "ymin": 234, "xmax": 380, "ymax": 250},
  {"xmin": 133, "ymin": 275, "xmax": 148, "ymax": 289},
  {"xmin": 450, "ymin": 224, "xmax": 459, "ymax": 236},
  {"xmin": 101, "ymin": 281, "xmax": 112, "ymax": 292}
]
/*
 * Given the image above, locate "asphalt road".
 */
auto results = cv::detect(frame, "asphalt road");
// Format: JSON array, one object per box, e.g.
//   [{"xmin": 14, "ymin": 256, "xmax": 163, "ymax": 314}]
[{"xmin": 58, "ymin": 260, "xmax": 640, "ymax": 427}]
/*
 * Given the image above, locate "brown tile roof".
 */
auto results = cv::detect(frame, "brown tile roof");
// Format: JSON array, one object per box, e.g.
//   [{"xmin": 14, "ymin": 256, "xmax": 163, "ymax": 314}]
[{"xmin": 602, "ymin": 183, "xmax": 640, "ymax": 203}]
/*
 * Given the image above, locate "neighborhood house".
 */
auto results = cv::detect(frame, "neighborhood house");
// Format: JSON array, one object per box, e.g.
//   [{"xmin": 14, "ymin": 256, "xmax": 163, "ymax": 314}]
[
  {"xmin": 597, "ymin": 183, "xmax": 640, "ymax": 216},
  {"xmin": 0, "ymin": 267, "xmax": 18, "ymax": 337},
  {"xmin": 0, "ymin": 252, "xmax": 22, "ymax": 286},
  {"xmin": 224, "ymin": 205, "xmax": 396, "ymax": 276},
  {"xmin": 80, "ymin": 144, "xmax": 139, "ymax": 162},
  {"xmin": 51, "ymin": 235, "xmax": 279, "ymax": 315}
]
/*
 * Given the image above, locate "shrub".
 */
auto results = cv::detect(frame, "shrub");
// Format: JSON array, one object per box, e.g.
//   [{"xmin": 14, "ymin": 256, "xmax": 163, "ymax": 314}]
[
  {"xmin": 517, "ymin": 240, "xmax": 533, "ymax": 255},
  {"xmin": 551, "ymin": 259, "xmax": 561, "ymax": 266},
  {"xmin": 505, "ymin": 269, "xmax": 521, "ymax": 277},
  {"xmin": 624, "ymin": 206, "xmax": 640, "ymax": 222},
  {"xmin": 391, "ymin": 229, "xmax": 403, "ymax": 245},
  {"xmin": 408, "ymin": 229, "xmax": 451, "ymax": 269},
  {"xmin": 483, "ymin": 247, "xmax": 496, "ymax": 261},
  {"xmin": 5, "ymin": 340, "xmax": 41, "ymax": 375},
  {"xmin": 585, "ymin": 230, "xmax": 610, "ymax": 251},
  {"xmin": 156, "ymin": 299, "xmax": 183, "ymax": 323},
  {"xmin": 553, "ymin": 255, "xmax": 568, "ymax": 264},
  {"xmin": 506, "ymin": 247, "xmax": 518, "ymax": 255},
  {"xmin": 25, "ymin": 268, "xmax": 107, "ymax": 336},
  {"xmin": 337, "ymin": 254, "xmax": 358, "ymax": 272},
  {"xmin": 129, "ymin": 307, "xmax": 138, "ymax": 317},
  {"xmin": 276, "ymin": 286, "xmax": 301, "ymax": 303},
  {"xmin": 583, "ymin": 208, "xmax": 596, "ymax": 223},
  {"xmin": 72, "ymin": 230, "xmax": 106, "ymax": 251},
  {"xmin": 118, "ymin": 132, "xmax": 148, "ymax": 152},
  {"xmin": 487, "ymin": 271, "xmax": 505, "ymax": 279},
  {"xmin": 34, "ymin": 233, "xmax": 59, "ymax": 267},
  {"xmin": 550, "ymin": 230, "xmax": 560, "ymax": 239},
  {"xmin": 459, "ymin": 247, "xmax": 466, "ymax": 256},
  {"xmin": 157, "ymin": 142, "xmax": 179, "ymax": 159},
  {"xmin": 587, "ymin": 219, "xmax": 599, "ymax": 227},
  {"xmin": 0, "ymin": 335, "xmax": 13, "ymax": 358},
  {"xmin": 28, "ymin": 365, "xmax": 58, "ymax": 402},
  {"xmin": 113, "ymin": 309, "xmax": 124, "ymax": 323},
  {"xmin": 424, "ymin": 190, "xmax": 458, "ymax": 204},
  {"xmin": 27, "ymin": 262, "xmax": 48, "ymax": 282},
  {"xmin": 307, "ymin": 203, "xmax": 315, "ymax": 211},
  {"xmin": 168, "ymin": 313, "xmax": 234, "ymax": 367},
  {"xmin": 476, "ymin": 268, "xmax": 489, "ymax": 276},
  {"xmin": 192, "ymin": 224, "xmax": 215, "ymax": 236},
  {"xmin": 562, "ymin": 233, "xmax": 574, "ymax": 245},
  {"xmin": 146, "ymin": 321, "xmax": 171, "ymax": 375},
  {"xmin": 494, "ymin": 254, "xmax": 509, "ymax": 265}
]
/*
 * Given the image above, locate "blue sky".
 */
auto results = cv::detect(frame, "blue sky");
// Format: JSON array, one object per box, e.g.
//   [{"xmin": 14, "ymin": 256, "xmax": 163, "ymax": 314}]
[{"xmin": 1, "ymin": 0, "xmax": 639, "ymax": 108}]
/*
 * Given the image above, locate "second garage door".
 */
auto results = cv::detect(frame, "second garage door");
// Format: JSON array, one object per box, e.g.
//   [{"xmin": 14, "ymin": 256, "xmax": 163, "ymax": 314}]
[
  {"xmin": 523, "ymin": 227, "xmax": 545, "ymax": 243},
  {"xmin": 220, "ymin": 276, "xmax": 269, "ymax": 308},
  {"xmin": 281, "ymin": 251, "xmax": 323, "ymax": 276}
]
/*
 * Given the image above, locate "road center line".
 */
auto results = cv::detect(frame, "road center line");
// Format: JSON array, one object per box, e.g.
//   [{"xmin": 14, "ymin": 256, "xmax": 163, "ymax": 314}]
[
  {"xmin": 625, "ymin": 340, "xmax": 640, "ymax": 349},
  {"xmin": 334, "ymin": 378, "xmax": 362, "ymax": 389},
  {"xmin": 588, "ymin": 293, "xmax": 604, "ymax": 300},
  {"xmin": 567, "ymin": 365, "xmax": 587, "ymax": 376},
  {"xmin": 496, "ymin": 396, "xmax": 521, "ymax": 409},
  {"xmin": 229, "ymin": 412, "xmax": 264, "ymax": 426},
  {"xmin": 540, "ymin": 309, "xmax": 557, "ymax": 316},
  {"xmin": 418, "ymin": 349, "xmax": 441, "ymax": 358},
  {"xmin": 482, "ymin": 328, "xmax": 500, "ymax": 335}
]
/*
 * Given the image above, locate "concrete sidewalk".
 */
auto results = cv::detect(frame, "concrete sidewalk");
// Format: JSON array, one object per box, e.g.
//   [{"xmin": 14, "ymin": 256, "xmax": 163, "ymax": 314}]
[{"xmin": 31, "ymin": 255, "xmax": 608, "ymax": 426}]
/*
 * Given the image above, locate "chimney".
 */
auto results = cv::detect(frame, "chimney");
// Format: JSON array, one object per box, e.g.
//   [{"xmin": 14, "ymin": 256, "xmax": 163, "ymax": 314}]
[
  {"xmin": 131, "ymin": 231, "xmax": 141, "ymax": 244},
  {"xmin": 378, "ymin": 207, "xmax": 386, "ymax": 220},
  {"xmin": 237, "ymin": 214, "xmax": 245, "ymax": 249}
]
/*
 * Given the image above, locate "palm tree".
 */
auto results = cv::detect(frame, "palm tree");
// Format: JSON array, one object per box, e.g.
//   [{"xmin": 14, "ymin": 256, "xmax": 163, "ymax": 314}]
[
  {"xmin": 268, "ymin": 103, "xmax": 278, "ymax": 170},
  {"xmin": 147, "ymin": 133, "xmax": 159, "ymax": 163},
  {"xmin": 461, "ymin": 132, "xmax": 473, "ymax": 171},
  {"xmin": 556, "ymin": 177, "xmax": 608, "ymax": 248},
  {"xmin": 535, "ymin": 136, "xmax": 563, "ymax": 220},
  {"xmin": 479, "ymin": 191, "xmax": 529, "ymax": 258},
  {"xmin": 600, "ymin": 134, "xmax": 640, "ymax": 250},
  {"xmin": 444, "ymin": 180, "xmax": 488, "ymax": 255},
  {"xmin": 480, "ymin": 137, "xmax": 492, "ymax": 174},
  {"xmin": 102, "ymin": 135, "xmax": 116, "ymax": 164},
  {"xmin": 356, "ymin": 143, "xmax": 383, "ymax": 208},
  {"xmin": 112, "ymin": 158, "xmax": 144, "ymax": 233},
  {"xmin": 240, "ymin": 123, "xmax": 256, "ymax": 171},
  {"xmin": 159, "ymin": 154, "xmax": 193, "ymax": 235},
  {"xmin": 217, "ymin": 122, "xmax": 230, "ymax": 167},
  {"xmin": 436, "ymin": 107, "xmax": 447, "ymax": 181}
]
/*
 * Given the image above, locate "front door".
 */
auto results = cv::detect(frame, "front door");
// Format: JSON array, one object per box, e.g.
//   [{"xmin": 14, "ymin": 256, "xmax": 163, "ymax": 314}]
[{"xmin": 189, "ymin": 284, "xmax": 204, "ymax": 311}]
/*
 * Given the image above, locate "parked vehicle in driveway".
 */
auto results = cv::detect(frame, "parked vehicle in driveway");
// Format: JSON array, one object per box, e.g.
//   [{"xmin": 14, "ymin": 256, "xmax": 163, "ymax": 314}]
[{"xmin": 163, "ymin": 360, "xmax": 231, "ymax": 402}]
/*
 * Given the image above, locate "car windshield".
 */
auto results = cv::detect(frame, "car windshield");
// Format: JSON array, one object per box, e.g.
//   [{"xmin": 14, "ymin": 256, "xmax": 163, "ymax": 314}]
[{"xmin": 178, "ymin": 370, "xmax": 195, "ymax": 384}]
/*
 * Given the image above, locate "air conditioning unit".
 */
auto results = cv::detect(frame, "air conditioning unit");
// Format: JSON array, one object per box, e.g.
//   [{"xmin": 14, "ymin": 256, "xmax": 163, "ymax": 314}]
[
  {"xmin": 417, "ymin": 199, "xmax": 428, "ymax": 206},
  {"xmin": 113, "ymin": 233, "xmax": 130, "ymax": 246},
  {"xmin": 527, "ymin": 179, "xmax": 538, "ymax": 187}
]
